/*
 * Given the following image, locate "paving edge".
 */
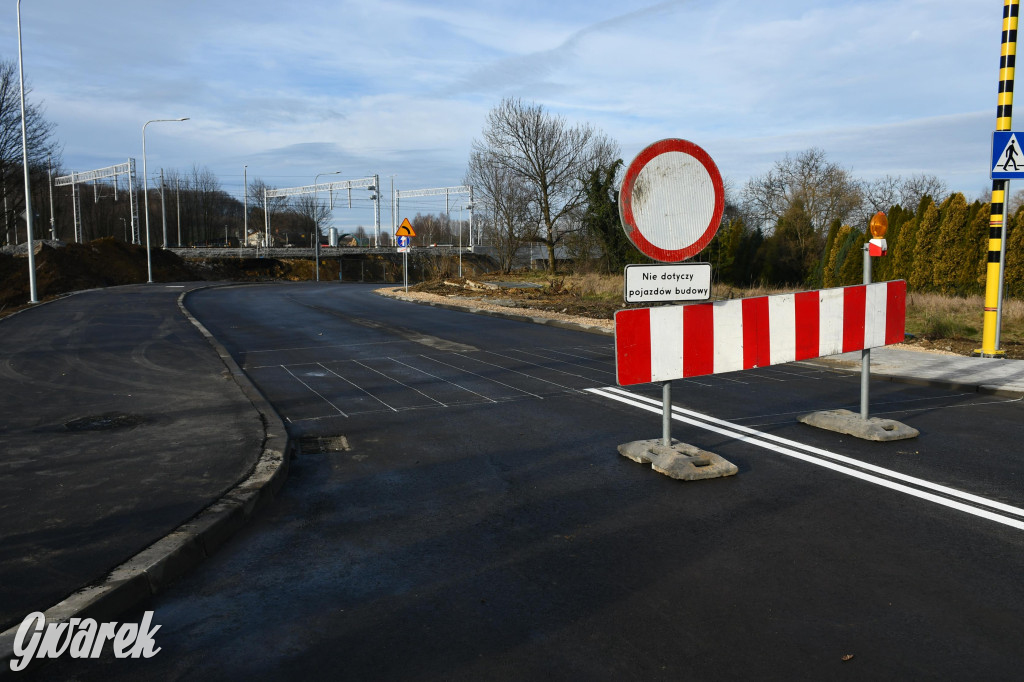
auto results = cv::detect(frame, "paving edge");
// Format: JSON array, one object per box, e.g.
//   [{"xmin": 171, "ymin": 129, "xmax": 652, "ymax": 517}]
[
  {"xmin": 802, "ymin": 357, "xmax": 1024, "ymax": 399},
  {"xmin": 0, "ymin": 283, "xmax": 291, "ymax": 670},
  {"xmin": 376, "ymin": 288, "xmax": 614, "ymax": 337}
]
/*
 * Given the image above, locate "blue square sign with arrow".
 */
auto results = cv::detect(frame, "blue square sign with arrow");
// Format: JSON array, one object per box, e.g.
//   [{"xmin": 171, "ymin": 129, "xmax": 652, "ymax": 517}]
[{"xmin": 992, "ymin": 131, "xmax": 1024, "ymax": 179}]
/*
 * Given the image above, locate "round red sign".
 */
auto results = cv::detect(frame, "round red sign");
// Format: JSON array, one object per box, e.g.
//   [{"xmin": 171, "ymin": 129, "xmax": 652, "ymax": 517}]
[{"xmin": 618, "ymin": 138, "xmax": 724, "ymax": 263}]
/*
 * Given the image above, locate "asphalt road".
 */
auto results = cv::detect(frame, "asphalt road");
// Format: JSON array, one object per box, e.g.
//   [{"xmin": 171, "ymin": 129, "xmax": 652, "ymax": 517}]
[
  {"xmin": 0, "ymin": 284, "xmax": 262, "ymax": 634},
  {"xmin": 38, "ymin": 282, "xmax": 1024, "ymax": 681}
]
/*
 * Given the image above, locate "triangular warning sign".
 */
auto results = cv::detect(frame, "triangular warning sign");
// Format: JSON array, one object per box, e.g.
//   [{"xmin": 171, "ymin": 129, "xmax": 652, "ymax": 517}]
[
  {"xmin": 994, "ymin": 133, "xmax": 1023, "ymax": 174},
  {"xmin": 396, "ymin": 218, "xmax": 416, "ymax": 237}
]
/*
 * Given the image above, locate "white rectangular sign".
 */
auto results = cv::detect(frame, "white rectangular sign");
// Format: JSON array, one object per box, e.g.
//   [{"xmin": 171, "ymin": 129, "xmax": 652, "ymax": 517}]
[{"xmin": 623, "ymin": 263, "xmax": 712, "ymax": 304}]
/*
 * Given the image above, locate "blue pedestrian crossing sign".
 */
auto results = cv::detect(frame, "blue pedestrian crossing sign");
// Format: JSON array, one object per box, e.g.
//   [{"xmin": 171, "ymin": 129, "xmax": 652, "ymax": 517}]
[{"xmin": 992, "ymin": 132, "xmax": 1024, "ymax": 178}]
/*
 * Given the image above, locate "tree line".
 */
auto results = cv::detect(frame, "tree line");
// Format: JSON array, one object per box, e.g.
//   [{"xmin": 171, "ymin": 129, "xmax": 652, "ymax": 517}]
[
  {"xmin": 467, "ymin": 98, "xmax": 1020, "ymax": 297},
  {"xmin": 4, "ymin": 59, "xmax": 1018, "ymax": 293}
]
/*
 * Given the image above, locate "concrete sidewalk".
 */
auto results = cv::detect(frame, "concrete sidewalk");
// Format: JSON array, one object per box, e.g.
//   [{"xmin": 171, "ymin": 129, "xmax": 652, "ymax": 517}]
[
  {"xmin": 807, "ymin": 346, "xmax": 1024, "ymax": 397},
  {"xmin": 0, "ymin": 283, "xmax": 287, "ymax": 661}
]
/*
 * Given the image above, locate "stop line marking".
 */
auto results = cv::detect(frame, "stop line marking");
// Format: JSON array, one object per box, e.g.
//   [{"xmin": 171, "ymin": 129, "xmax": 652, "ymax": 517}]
[{"xmin": 586, "ymin": 386, "xmax": 1024, "ymax": 532}]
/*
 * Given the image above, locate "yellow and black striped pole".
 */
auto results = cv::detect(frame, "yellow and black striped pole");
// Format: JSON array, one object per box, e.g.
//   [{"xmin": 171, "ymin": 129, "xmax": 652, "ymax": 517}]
[{"xmin": 979, "ymin": 0, "xmax": 1019, "ymax": 357}]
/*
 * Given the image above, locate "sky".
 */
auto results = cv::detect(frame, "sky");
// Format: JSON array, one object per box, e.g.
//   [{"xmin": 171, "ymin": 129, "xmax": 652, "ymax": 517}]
[{"xmin": 0, "ymin": 0, "xmax": 1006, "ymax": 233}]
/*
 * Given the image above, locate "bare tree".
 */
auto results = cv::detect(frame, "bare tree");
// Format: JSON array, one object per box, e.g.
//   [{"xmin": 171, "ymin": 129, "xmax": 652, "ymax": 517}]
[
  {"xmin": 862, "ymin": 174, "xmax": 903, "ymax": 215},
  {"xmin": 0, "ymin": 58, "xmax": 61, "ymax": 243},
  {"xmin": 899, "ymin": 173, "xmax": 948, "ymax": 212},
  {"xmin": 472, "ymin": 98, "xmax": 618, "ymax": 272},
  {"xmin": 247, "ymin": 177, "xmax": 289, "ymax": 245},
  {"xmin": 293, "ymin": 193, "xmax": 331, "ymax": 243},
  {"xmin": 466, "ymin": 147, "xmax": 535, "ymax": 272},
  {"xmin": 743, "ymin": 148, "xmax": 863, "ymax": 235}
]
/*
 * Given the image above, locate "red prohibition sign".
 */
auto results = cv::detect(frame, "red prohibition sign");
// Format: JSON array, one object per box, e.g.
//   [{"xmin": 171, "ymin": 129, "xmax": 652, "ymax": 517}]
[{"xmin": 618, "ymin": 138, "xmax": 725, "ymax": 263}]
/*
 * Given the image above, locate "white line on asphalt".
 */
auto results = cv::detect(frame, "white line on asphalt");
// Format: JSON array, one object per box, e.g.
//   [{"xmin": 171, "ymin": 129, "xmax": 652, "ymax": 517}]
[
  {"xmin": 386, "ymin": 357, "xmax": 498, "ymax": 403},
  {"xmin": 455, "ymin": 352, "xmax": 579, "ymax": 391},
  {"xmin": 419, "ymin": 354, "xmax": 546, "ymax": 399},
  {"xmin": 587, "ymin": 386, "xmax": 1024, "ymax": 531},
  {"xmin": 282, "ymin": 366, "xmax": 349, "ymax": 418},
  {"xmin": 320, "ymin": 362, "xmax": 399, "ymax": 412},
  {"xmin": 352, "ymin": 359, "xmax": 448, "ymax": 407}
]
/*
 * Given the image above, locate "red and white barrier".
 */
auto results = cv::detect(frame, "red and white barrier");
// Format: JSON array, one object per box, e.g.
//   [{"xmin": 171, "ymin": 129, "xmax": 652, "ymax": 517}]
[{"xmin": 615, "ymin": 280, "xmax": 906, "ymax": 386}]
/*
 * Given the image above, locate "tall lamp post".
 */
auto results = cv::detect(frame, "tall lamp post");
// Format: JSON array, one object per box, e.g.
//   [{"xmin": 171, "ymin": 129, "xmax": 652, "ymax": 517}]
[
  {"xmin": 16, "ymin": 0, "xmax": 38, "ymax": 303},
  {"xmin": 243, "ymin": 165, "xmax": 248, "ymax": 251},
  {"xmin": 313, "ymin": 170, "xmax": 341, "ymax": 282},
  {"xmin": 142, "ymin": 117, "xmax": 188, "ymax": 283}
]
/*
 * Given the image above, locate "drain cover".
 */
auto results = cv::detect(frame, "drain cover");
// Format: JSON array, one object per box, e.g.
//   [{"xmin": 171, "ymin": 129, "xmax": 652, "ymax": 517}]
[
  {"xmin": 298, "ymin": 435, "xmax": 352, "ymax": 454},
  {"xmin": 63, "ymin": 413, "xmax": 148, "ymax": 432}
]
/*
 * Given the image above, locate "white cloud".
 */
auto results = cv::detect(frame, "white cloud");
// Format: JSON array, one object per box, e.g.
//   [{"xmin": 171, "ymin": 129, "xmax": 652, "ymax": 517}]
[{"xmin": 0, "ymin": 0, "xmax": 1003, "ymax": 208}]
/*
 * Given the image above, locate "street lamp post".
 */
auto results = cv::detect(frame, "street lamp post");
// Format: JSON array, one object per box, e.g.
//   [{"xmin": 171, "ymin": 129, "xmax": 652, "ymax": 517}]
[
  {"xmin": 313, "ymin": 170, "xmax": 341, "ymax": 283},
  {"xmin": 142, "ymin": 117, "xmax": 188, "ymax": 283},
  {"xmin": 16, "ymin": 0, "xmax": 37, "ymax": 303},
  {"xmin": 47, "ymin": 155, "xmax": 55, "ymax": 240},
  {"xmin": 243, "ymin": 165, "xmax": 248, "ymax": 251}
]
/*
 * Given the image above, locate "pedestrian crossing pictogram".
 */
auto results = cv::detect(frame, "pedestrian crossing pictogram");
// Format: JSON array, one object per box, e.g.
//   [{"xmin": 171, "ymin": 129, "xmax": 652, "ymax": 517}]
[{"xmin": 992, "ymin": 132, "xmax": 1024, "ymax": 178}]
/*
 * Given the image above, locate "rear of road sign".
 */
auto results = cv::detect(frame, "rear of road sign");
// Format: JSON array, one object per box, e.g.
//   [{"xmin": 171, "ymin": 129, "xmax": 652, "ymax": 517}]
[{"xmin": 992, "ymin": 132, "xmax": 1024, "ymax": 178}]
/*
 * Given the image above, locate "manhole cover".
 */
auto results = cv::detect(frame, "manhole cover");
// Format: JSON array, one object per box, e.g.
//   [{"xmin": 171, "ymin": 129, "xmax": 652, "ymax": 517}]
[
  {"xmin": 299, "ymin": 435, "xmax": 352, "ymax": 454},
  {"xmin": 63, "ymin": 414, "xmax": 148, "ymax": 432}
]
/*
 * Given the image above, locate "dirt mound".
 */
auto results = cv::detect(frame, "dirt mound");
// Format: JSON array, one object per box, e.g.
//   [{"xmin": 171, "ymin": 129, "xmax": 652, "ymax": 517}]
[{"xmin": 0, "ymin": 238, "xmax": 197, "ymax": 310}]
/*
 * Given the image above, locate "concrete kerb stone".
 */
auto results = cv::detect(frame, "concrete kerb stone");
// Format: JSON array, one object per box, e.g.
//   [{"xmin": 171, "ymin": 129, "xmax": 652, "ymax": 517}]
[{"xmin": 0, "ymin": 283, "xmax": 291, "ymax": 672}]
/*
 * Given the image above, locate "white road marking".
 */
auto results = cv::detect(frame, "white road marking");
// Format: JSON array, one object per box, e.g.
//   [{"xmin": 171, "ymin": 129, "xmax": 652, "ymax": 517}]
[
  {"xmin": 352, "ymin": 359, "xmax": 448, "ymax": 407},
  {"xmin": 386, "ymin": 357, "xmax": 497, "ymax": 403},
  {"xmin": 419, "ymin": 354, "xmax": 546, "ymax": 399},
  {"xmin": 319, "ymin": 362, "xmax": 398, "ymax": 412},
  {"xmin": 282, "ymin": 366, "xmax": 349, "ymax": 418},
  {"xmin": 587, "ymin": 386, "xmax": 1024, "ymax": 531}
]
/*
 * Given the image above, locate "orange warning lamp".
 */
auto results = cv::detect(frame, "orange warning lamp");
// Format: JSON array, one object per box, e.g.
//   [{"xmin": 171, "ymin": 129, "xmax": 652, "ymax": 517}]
[{"xmin": 869, "ymin": 211, "xmax": 888, "ymax": 239}]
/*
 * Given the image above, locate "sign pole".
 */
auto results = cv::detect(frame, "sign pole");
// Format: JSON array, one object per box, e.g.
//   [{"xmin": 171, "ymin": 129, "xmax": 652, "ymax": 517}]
[
  {"xmin": 978, "ymin": 0, "xmax": 1018, "ymax": 357},
  {"xmin": 661, "ymin": 382, "xmax": 672, "ymax": 447},
  {"xmin": 404, "ymin": 250, "xmax": 408, "ymax": 292},
  {"xmin": 996, "ymin": 179, "xmax": 1010, "ymax": 347},
  {"xmin": 861, "ymin": 244, "xmax": 872, "ymax": 419}
]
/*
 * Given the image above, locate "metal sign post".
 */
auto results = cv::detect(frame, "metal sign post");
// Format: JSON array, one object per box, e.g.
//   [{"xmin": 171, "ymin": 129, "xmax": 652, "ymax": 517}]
[{"xmin": 861, "ymin": 212, "xmax": 889, "ymax": 420}]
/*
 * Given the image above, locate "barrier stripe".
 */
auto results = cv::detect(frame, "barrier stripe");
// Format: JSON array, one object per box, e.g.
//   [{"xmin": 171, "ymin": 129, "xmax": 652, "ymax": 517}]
[
  {"xmin": 794, "ymin": 291, "xmax": 820, "ymax": 361},
  {"xmin": 769, "ymin": 294, "xmax": 797, "ymax": 365},
  {"xmin": 885, "ymin": 280, "xmax": 907, "ymax": 345},
  {"xmin": 842, "ymin": 285, "xmax": 866, "ymax": 353},
  {"xmin": 819, "ymin": 287, "xmax": 845, "ymax": 357},
  {"xmin": 714, "ymin": 301, "xmax": 744, "ymax": 374},
  {"xmin": 615, "ymin": 308, "xmax": 651, "ymax": 385},
  {"xmin": 742, "ymin": 297, "xmax": 769, "ymax": 369},
  {"xmin": 614, "ymin": 281, "xmax": 906, "ymax": 386},
  {"xmin": 684, "ymin": 303, "xmax": 714, "ymax": 377}
]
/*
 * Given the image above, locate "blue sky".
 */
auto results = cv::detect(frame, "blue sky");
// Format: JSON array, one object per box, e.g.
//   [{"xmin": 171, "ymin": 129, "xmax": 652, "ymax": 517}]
[{"xmin": 1, "ymin": 0, "xmax": 1004, "ymax": 232}]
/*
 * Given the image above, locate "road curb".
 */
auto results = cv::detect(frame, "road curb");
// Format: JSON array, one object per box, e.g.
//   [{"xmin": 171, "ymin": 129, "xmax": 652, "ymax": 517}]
[{"xmin": 0, "ymin": 284, "xmax": 290, "ymax": 672}]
